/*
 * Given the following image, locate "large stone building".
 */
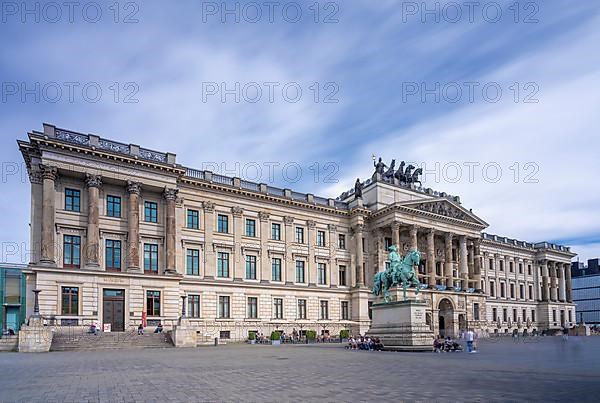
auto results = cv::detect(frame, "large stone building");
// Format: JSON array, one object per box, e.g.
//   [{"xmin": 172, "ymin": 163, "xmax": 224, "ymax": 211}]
[{"xmin": 17, "ymin": 123, "xmax": 576, "ymax": 341}]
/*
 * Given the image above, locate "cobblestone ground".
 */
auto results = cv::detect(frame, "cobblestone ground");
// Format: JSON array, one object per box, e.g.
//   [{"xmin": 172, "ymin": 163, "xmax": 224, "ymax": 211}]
[{"xmin": 1, "ymin": 337, "xmax": 599, "ymax": 402}]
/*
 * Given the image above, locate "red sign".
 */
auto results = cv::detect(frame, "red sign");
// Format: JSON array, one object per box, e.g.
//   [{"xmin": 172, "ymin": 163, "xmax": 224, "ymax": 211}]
[{"xmin": 142, "ymin": 311, "xmax": 147, "ymax": 327}]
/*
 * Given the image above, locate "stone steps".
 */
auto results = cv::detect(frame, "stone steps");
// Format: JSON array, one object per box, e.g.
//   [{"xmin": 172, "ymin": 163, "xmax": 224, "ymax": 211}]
[{"xmin": 50, "ymin": 332, "xmax": 173, "ymax": 351}]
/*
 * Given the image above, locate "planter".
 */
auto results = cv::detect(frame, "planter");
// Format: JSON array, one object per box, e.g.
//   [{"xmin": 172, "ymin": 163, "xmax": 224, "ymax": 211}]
[{"xmin": 271, "ymin": 340, "xmax": 281, "ymax": 345}]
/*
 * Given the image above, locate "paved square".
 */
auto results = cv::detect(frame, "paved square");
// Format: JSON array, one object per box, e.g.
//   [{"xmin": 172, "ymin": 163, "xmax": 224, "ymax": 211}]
[{"xmin": 1, "ymin": 337, "xmax": 599, "ymax": 402}]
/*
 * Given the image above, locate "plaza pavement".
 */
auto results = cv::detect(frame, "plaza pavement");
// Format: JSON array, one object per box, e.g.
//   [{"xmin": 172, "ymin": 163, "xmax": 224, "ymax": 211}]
[{"xmin": 0, "ymin": 337, "xmax": 599, "ymax": 402}]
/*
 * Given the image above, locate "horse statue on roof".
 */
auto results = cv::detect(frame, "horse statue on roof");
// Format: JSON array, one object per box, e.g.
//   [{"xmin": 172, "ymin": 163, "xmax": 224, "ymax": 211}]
[{"xmin": 372, "ymin": 246, "xmax": 422, "ymax": 302}]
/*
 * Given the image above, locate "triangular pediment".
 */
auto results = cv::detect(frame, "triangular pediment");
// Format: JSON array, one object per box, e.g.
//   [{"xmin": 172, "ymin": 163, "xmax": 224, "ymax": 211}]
[{"xmin": 399, "ymin": 198, "xmax": 488, "ymax": 227}]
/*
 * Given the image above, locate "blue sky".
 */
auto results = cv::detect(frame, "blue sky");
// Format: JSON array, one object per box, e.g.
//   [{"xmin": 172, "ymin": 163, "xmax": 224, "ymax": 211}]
[{"xmin": 0, "ymin": 0, "xmax": 599, "ymax": 263}]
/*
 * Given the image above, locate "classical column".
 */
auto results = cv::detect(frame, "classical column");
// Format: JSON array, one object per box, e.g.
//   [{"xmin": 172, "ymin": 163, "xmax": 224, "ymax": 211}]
[
  {"xmin": 459, "ymin": 236, "xmax": 468, "ymax": 289},
  {"xmin": 29, "ymin": 170, "xmax": 43, "ymax": 264},
  {"xmin": 391, "ymin": 221, "xmax": 400, "ymax": 248},
  {"xmin": 328, "ymin": 224, "xmax": 338, "ymax": 286},
  {"xmin": 473, "ymin": 239, "xmax": 482, "ymax": 290},
  {"xmin": 203, "ymin": 201, "xmax": 215, "ymax": 279},
  {"xmin": 259, "ymin": 211, "xmax": 270, "ymax": 283},
  {"xmin": 541, "ymin": 260, "xmax": 549, "ymax": 302},
  {"xmin": 126, "ymin": 181, "xmax": 142, "ymax": 272},
  {"xmin": 85, "ymin": 174, "xmax": 102, "ymax": 269},
  {"xmin": 231, "ymin": 206, "xmax": 244, "ymax": 281},
  {"xmin": 565, "ymin": 263, "xmax": 573, "ymax": 303},
  {"xmin": 39, "ymin": 164, "xmax": 58, "ymax": 265},
  {"xmin": 444, "ymin": 233, "xmax": 453, "ymax": 288},
  {"xmin": 354, "ymin": 224, "xmax": 365, "ymax": 287},
  {"xmin": 307, "ymin": 220, "xmax": 316, "ymax": 285},
  {"xmin": 409, "ymin": 225, "xmax": 418, "ymax": 251},
  {"xmin": 426, "ymin": 229, "xmax": 436, "ymax": 287},
  {"xmin": 549, "ymin": 261, "xmax": 558, "ymax": 302},
  {"xmin": 558, "ymin": 264, "xmax": 566, "ymax": 302},
  {"xmin": 284, "ymin": 216, "xmax": 295, "ymax": 284},
  {"xmin": 467, "ymin": 241, "xmax": 475, "ymax": 288},
  {"xmin": 163, "ymin": 187, "xmax": 179, "ymax": 275}
]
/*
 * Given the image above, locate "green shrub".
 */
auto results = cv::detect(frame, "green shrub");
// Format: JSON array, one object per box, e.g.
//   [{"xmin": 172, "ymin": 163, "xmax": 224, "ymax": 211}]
[
  {"xmin": 306, "ymin": 330, "xmax": 317, "ymax": 341},
  {"xmin": 339, "ymin": 329, "xmax": 350, "ymax": 339},
  {"xmin": 270, "ymin": 330, "xmax": 281, "ymax": 341},
  {"xmin": 248, "ymin": 331, "xmax": 256, "ymax": 340}
]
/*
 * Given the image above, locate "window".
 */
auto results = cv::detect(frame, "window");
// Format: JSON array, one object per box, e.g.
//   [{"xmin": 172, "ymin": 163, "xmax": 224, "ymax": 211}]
[
  {"xmin": 341, "ymin": 301, "xmax": 349, "ymax": 320},
  {"xmin": 245, "ymin": 219, "xmax": 256, "ymax": 237},
  {"xmin": 532, "ymin": 310, "xmax": 536, "ymax": 322},
  {"xmin": 105, "ymin": 239, "xmax": 121, "ymax": 271},
  {"xmin": 219, "ymin": 330, "xmax": 231, "ymax": 339},
  {"xmin": 63, "ymin": 235, "xmax": 81, "ymax": 268},
  {"xmin": 317, "ymin": 230, "xmax": 326, "ymax": 247},
  {"xmin": 510, "ymin": 283, "xmax": 515, "ymax": 299},
  {"xmin": 339, "ymin": 265, "xmax": 347, "ymax": 286},
  {"xmin": 489, "ymin": 281, "xmax": 495, "ymax": 297},
  {"xmin": 295, "ymin": 227, "xmax": 304, "ymax": 243},
  {"xmin": 522, "ymin": 309, "xmax": 527, "ymax": 321},
  {"xmin": 320, "ymin": 300, "xmax": 329, "ymax": 320},
  {"xmin": 473, "ymin": 303, "xmax": 480, "ymax": 320},
  {"xmin": 217, "ymin": 252, "xmax": 230, "ymax": 278},
  {"xmin": 188, "ymin": 294, "xmax": 200, "ymax": 318},
  {"xmin": 568, "ymin": 310, "xmax": 572, "ymax": 322},
  {"xmin": 61, "ymin": 287, "xmax": 79, "ymax": 315},
  {"xmin": 509, "ymin": 262, "xmax": 514, "ymax": 273},
  {"xmin": 247, "ymin": 297, "xmax": 258, "ymax": 319},
  {"xmin": 65, "ymin": 188, "xmax": 80, "ymax": 212},
  {"xmin": 500, "ymin": 283, "xmax": 506, "ymax": 298},
  {"xmin": 143, "ymin": 244, "xmax": 158, "ymax": 274},
  {"xmin": 295, "ymin": 260, "xmax": 305, "ymax": 283},
  {"xmin": 273, "ymin": 298, "xmax": 284, "ymax": 319},
  {"xmin": 144, "ymin": 201, "xmax": 157, "ymax": 222},
  {"xmin": 217, "ymin": 214, "xmax": 229, "ymax": 233},
  {"xmin": 317, "ymin": 263, "xmax": 327, "ymax": 285},
  {"xmin": 146, "ymin": 290, "xmax": 160, "ymax": 316},
  {"xmin": 218, "ymin": 296, "xmax": 230, "ymax": 318},
  {"xmin": 519, "ymin": 284, "xmax": 524, "ymax": 299},
  {"xmin": 528, "ymin": 264, "xmax": 532, "ymax": 275},
  {"xmin": 500, "ymin": 261, "xmax": 504, "ymax": 271},
  {"xmin": 106, "ymin": 195, "xmax": 121, "ymax": 217},
  {"xmin": 186, "ymin": 249, "xmax": 200, "ymax": 276},
  {"xmin": 338, "ymin": 234, "xmax": 346, "ymax": 249},
  {"xmin": 528, "ymin": 285, "xmax": 533, "ymax": 300},
  {"xmin": 503, "ymin": 308, "xmax": 508, "ymax": 322},
  {"xmin": 271, "ymin": 223, "xmax": 281, "ymax": 240},
  {"xmin": 246, "ymin": 255, "xmax": 257, "ymax": 280},
  {"xmin": 272, "ymin": 258, "xmax": 282, "ymax": 282},
  {"xmin": 297, "ymin": 299, "xmax": 307, "ymax": 319},
  {"xmin": 384, "ymin": 237, "xmax": 392, "ymax": 250},
  {"xmin": 513, "ymin": 309, "xmax": 518, "ymax": 321},
  {"xmin": 552, "ymin": 309, "xmax": 557, "ymax": 323},
  {"xmin": 187, "ymin": 209, "xmax": 199, "ymax": 229},
  {"xmin": 489, "ymin": 258, "xmax": 494, "ymax": 270},
  {"xmin": 492, "ymin": 308, "xmax": 497, "ymax": 322},
  {"xmin": 519, "ymin": 263, "xmax": 523, "ymax": 274}
]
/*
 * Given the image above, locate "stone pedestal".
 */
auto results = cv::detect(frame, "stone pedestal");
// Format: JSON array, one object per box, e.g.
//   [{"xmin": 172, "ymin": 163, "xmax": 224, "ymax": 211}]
[
  {"xmin": 172, "ymin": 318, "xmax": 197, "ymax": 348},
  {"xmin": 18, "ymin": 316, "xmax": 53, "ymax": 353},
  {"xmin": 367, "ymin": 300, "xmax": 434, "ymax": 352}
]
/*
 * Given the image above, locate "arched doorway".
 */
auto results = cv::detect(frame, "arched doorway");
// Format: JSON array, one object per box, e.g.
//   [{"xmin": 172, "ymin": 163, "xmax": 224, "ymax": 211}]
[{"xmin": 438, "ymin": 298, "xmax": 455, "ymax": 338}]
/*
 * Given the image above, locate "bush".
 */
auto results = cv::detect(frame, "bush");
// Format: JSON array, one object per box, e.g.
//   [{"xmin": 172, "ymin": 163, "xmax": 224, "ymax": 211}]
[
  {"xmin": 270, "ymin": 331, "xmax": 281, "ymax": 341},
  {"xmin": 339, "ymin": 329, "xmax": 350, "ymax": 339},
  {"xmin": 248, "ymin": 331, "xmax": 256, "ymax": 340},
  {"xmin": 306, "ymin": 330, "xmax": 317, "ymax": 341}
]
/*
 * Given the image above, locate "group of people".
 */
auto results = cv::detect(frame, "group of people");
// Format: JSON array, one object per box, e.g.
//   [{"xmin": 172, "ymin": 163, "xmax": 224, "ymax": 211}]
[
  {"xmin": 346, "ymin": 335, "xmax": 384, "ymax": 351},
  {"xmin": 137, "ymin": 323, "xmax": 163, "ymax": 335},
  {"xmin": 433, "ymin": 329, "xmax": 478, "ymax": 353}
]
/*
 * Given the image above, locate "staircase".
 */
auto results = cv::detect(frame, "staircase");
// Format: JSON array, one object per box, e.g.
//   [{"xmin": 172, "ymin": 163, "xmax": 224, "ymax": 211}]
[{"xmin": 50, "ymin": 331, "xmax": 174, "ymax": 352}]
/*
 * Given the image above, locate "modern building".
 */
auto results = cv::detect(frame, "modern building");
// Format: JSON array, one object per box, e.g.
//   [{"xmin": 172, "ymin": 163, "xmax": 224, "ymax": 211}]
[
  {"xmin": 17, "ymin": 123, "xmax": 576, "ymax": 341},
  {"xmin": 0, "ymin": 263, "xmax": 27, "ymax": 334},
  {"xmin": 572, "ymin": 258, "xmax": 599, "ymax": 277},
  {"xmin": 572, "ymin": 258, "xmax": 600, "ymax": 325}
]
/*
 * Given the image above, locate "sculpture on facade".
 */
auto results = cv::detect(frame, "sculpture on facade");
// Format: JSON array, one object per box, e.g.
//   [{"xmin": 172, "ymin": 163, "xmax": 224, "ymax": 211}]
[
  {"xmin": 354, "ymin": 178, "xmax": 363, "ymax": 199},
  {"xmin": 382, "ymin": 159, "xmax": 396, "ymax": 182},
  {"xmin": 394, "ymin": 161, "xmax": 406, "ymax": 182},
  {"xmin": 372, "ymin": 246, "xmax": 422, "ymax": 302}
]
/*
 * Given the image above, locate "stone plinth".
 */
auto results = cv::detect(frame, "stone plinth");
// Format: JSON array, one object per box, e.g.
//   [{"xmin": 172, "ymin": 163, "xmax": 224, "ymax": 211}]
[
  {"xmin": 367, "ymin": 300, "xmax": 433, "ymax": 352},
  {"xmin": 172, "ymin": 318, "xmax": 197, "ymax": 348},
  {"xmin": 18, "ymin": 316, "xmax": 53, "ymax": 353}
]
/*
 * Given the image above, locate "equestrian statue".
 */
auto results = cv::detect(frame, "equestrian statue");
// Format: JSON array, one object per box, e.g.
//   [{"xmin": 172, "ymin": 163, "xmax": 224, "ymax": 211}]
[{"xmin": 372, "ymin": 245, "xmax": 422, "ymax": 302}]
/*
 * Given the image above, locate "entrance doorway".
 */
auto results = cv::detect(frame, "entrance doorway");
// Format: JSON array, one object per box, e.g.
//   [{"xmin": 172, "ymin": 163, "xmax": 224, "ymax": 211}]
[
  {"xmin": 102, "ymin": 289, "xmax": 125, "ymax": 332},
  {"xmin": 438, "ymin": 298, "xmax": 454, "ymax": 338}
]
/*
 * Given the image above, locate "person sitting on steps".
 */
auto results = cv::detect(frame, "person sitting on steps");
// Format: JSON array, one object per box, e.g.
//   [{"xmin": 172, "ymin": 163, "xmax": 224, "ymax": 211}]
[{"xmin": 137, "ymin": 323, "xmax": 144, "ymax": 335}]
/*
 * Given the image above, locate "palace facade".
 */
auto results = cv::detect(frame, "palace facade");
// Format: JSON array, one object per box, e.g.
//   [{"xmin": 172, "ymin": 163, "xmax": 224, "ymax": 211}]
[{"xmin": 18, "ymin": 124, "xmax": 576, "ymax": 341}]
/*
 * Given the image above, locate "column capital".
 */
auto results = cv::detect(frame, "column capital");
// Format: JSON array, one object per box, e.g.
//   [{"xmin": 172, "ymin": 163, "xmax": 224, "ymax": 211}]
[
  {"xmin": 29, "ymin": 170, "xmax": 43, "ymax": 184},
  {"xmin": 203, "ymin": 201, "xmax": 215, "ymax": 213},
  {"xmin": 39, "ymin": 164, "xmax": 58, "ymax": 181},
  {"xmin": 444, "ymin": 232, "xmax": 453, "ymax": 242},
  {"xmin": 258, "ymin": 211, "xmax": 270, "ymax": 222},
  {"xmin": 426, "ymin": 227, "xmax": 436, "ymax": 236},
  {"xmin": 163, "ymin": 187, "xmax": 179, "ymax": 201},
  {"xmin": 283, "ymin": 215, "xmax": 294, "ymax": 226},
  {"xmin": 231, "ymin": 206, "xmax": 243, "ymax": 217},
  {"xmin": 391, "ymin": 221, "xmax": 401, "ymax": 230},
  {"xmin": 306, "ymin": 220, "xmax": 316, "ymax": 229},
  {"xmin": 327, "ymin": 223, "xmax": 337, "ymax": 232},
  {"xmin": 352, "ymin": 223, "xmax": 365, "ymax": 233},
  {"xmin": 85, "ymin": 173, "xmax": 103, "ymax": 188},
  {"xmin": 126, "ymin": 181, "xmax": 142, "ymax": 195},
  {"xmin": 409, "ymin": 224, "xmax": 418, "ymax": 235}
]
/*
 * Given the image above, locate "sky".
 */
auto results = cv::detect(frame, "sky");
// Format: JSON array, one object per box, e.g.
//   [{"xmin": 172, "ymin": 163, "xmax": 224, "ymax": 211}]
[{"xmin": 0, "ymin": 0, "xmax": 598, "ymax": 264}]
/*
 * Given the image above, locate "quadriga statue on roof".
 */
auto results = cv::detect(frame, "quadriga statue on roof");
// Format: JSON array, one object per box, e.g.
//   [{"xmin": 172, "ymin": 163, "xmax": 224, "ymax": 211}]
[{"xmin": 372, "ymin": 245, "xmax": 422, "ymax": 302}]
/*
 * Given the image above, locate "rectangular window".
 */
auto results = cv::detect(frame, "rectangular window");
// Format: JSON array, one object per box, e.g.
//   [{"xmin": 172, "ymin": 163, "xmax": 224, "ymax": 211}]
[
  {"xmin": 106, "ymin": 195, "xmax": 121, "ymax": 217},
  {"xmin": 295, "ymin": 260, "xmax": 305, "ymax": 283},
  {"xmin": 513, "ymin": 309, "xmax": 517, "ymax": 321},
  {"xmin": 503, "ymin": 308, "xmax": 508, "ymax": 322},
  {"xmin": 295, "ymin": 227, "xmax": 304, "ymax": 243},
  {"xmin": 105, "ymin": 239, "xmax": 121, "ymax": 271},
  {"xmin": 143, "ymin": 244, "xmax": 158, "ymax": 274},
  {"xmin": 217, "ymin": 214, "xmax": 229, "ymax": 233},
  {"xmin": 519, "ymin": 284, "xmax": 524, "ymax": 299},
  {"xmin": 271, "ymin": 223, "xmax": 281, "ymax": 240},
  {"xmin": 490, "ymin": 281, "xmax": 495, "ymax": 297},
  {"xmin": 320, "ymin": 300, "xmax": 329, "ymax": 320},
  {"xmin": 63, "ymin": 235, "xmax": 81, "ymax": 268},
  {"xmin": 492, "ymin": 308, "xmax": 497, "ymax": 322},
  {"xmin": 187, "ymin": 209, "xmax": 199, "ymax": 229},
  {"xmin": 552, "ymin": 309, "xmax": 557, "ymax": 322},
  {"xmin": 146, "ymin": 290, "xmax": 160, "ymax": 316},
  {"xmin": 272, "ymin": 258, "xmax": 282, "ymax": 282},
  {"xmin": 510, "ymin": 284, "xmax": 515, "ymax": 299},
  {"xmin": 528, "ymin": 265, "xmax": 532, "ymax": 275},
  {"xmin": 339, "ymin": 265, "xmax": 347, "ymax": 286},
  {"xmin": 519, "ymin": 263, "xmax": 523, "ymax": 274},
  {"xmin": 500, "ymin": 283, "xmax": 506, "ymax": 298},
  {"xmin": 528, "ymin": 285, "xmax": 533, "ymax": 300},
  {"xmin": 522, "ymin": 309, "xmax": 527, "ymax": 321},
  {"xmin": 245, "ymin": 219, "xmax": 256, "ymax": 237},
  {"xmin": 245, "ymin": 255, "xmax": 257, "ymax": 280},
  {"xmin": 489, "ymin": 258, "xmax": 494, "ymax": 270},
  {"xmin": 219, "ymin": 331, "xmax": 231, "ymax": 339},
  {"xmin": 500, "ymin": 261, "xmax": 504, "ymax": 271},
  {"xmin": 218, "ymin": 296, "xmax": 230, "ymax": 318},
  {"xmin": 247, "ymin": 297, "xmax": 258, "ymax": 319},
  {"xmin": 532, "ymin": 309, "xmax": 536, "ymax": 322},
  {"xmin": 510, "ymin": 262, "xmax": 514, "ymax": 272},
  {"xmin": 186, "ymin": 249, "xmax": 200, "ymax": 276},
  {"xmin": 384, "ymin": 237, "xmax": 392, "ymax": 250},
  {"xmin": 473, "ymin": 303, "xmax": 480, "ymax": 321},
  {"xmin": 338, "ymin": 234, "xmax": 346, "ymax": 249},
  {"xmin": 217, "ymin": 252, "xmax": 230, "ymax": 278},
  {"xmin": 188, "ymin": 294, "xmax": 200, "ymax": 318},
  {"xmin": 144, "ymin": 201, "xmax": 158, "ymax": 223},
  {"xmin": 317, "ymin": 230, "xmax": 326, "ymax": 247},
  {"xmin": 273, "ymin": 298, "xmax": 284, "ymax": 319},
  {"xmin": 61, "ymin": 287, "xmax": 79, "ymax": 315},
  {"xmin": 65, "ymin": 188, "xmax": 80, "ymax": 212},
  {"xmin": 297, "ymin": 299, "xmax": 307, "ymax": 319},
  {"xmin": 568, "ymin": 310, "xmax": 572, "ymax": 322},
  {"xmin": 341, "ymin": 301, "xmax": 349, "ymax": 320},
  {"xmin": 317, "ymin": 263, "xmax": 327, "ymax": 285}
]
